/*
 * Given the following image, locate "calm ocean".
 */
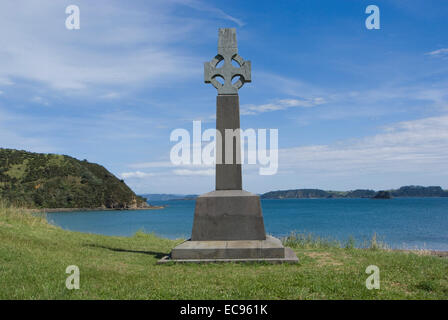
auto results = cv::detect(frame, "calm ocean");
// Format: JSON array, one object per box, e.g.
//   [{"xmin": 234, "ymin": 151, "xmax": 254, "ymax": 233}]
[{"xmin": 47, "ymin": 198, "xmax": 448, "ymax": 251}]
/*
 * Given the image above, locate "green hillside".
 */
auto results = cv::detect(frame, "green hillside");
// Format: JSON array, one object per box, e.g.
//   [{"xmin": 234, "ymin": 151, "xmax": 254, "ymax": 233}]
[{"xmin": 0, "ymin": 148, "xmax": 148, "ymax": 209}]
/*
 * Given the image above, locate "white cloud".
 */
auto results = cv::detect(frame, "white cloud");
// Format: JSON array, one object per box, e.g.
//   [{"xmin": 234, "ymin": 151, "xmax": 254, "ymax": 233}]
[
  {"xmin": 99, "ymin": 92, "xmax": 121, "ymax": 99},
  {"xmin": 121, "ymin": 171, "xmax": 154, "ymax": 179},
  {"xmin": 129, "ymin": 161, "xmax": 214, "ymax": 169},
  {"xmin": 31, "ymin": 96, "xmax": 50, "ymax": 106},
  {"xmin": 0, "ymin": 107, "xmax": 164, "ymax": 155},
  {"xmin": 255, "ymin": 72, "xmax": 326, "ymax": 98},
  {"xmin": 278, "ymin": 115, "xmax": 448, "ymax": 176},
  {"xmin": 120, "ymin": 115, "xmax": 448, "ymax": 193},
  {"xmin": 172, "ymin": 0, "xmax": 244, "ymax": 26},
  {"xmin": 129, "ymin": 161, "xmax": 174, "ymax": 169},
  {"xmin": 256, "ymin": 67, "xmax": 448, "ymax": 121},
  {"xmin": 173, "ymin": 169, "xmax": 214, "ymax": 176},
  {"xmin": 0, "ymin": 109, "xmax": 55, "ymax": 153},
  {"xmin": 426, "ymin": 48, "xmax": 448, "ymax": 57},
  {"xmin": 0, "ymin": 78, "xmax": 13, "ymax": 86},
  {"xmin": 0, "ymin": 0, "xmax": 203, "ymax": 93},
  {"xmin": 241, "ymin": 97, "xmax": 326, "ymax": 115},
  {"xmin": 127, "ymin": 115, "xmax": 448, "ymax": 185}
]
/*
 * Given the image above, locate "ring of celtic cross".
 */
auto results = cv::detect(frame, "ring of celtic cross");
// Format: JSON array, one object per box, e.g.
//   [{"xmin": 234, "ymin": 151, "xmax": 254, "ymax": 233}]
[{"xmin": 204, "ymin": 28, "xmax": 251, "ymax": 95}]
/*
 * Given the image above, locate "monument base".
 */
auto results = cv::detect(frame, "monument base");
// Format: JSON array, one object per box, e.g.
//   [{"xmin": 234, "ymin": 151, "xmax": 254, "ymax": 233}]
[
  {"xmin": 157, "ymin": 236, "xmax": 299, "ymax": 264},
  {"xmin": 191, "ymin": 190, "xmax": 266, "ymax": 241}
]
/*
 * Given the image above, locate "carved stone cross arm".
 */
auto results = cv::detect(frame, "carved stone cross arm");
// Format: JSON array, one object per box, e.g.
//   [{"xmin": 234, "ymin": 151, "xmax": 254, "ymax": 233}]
[{"xmin": 204, "ymin": 28, "xmax": 251, "ymax": 95}]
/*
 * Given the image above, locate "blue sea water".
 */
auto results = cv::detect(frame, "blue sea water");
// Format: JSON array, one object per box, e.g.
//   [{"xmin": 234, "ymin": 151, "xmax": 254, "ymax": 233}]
[{"xmin": 46, "ymin": 198, "xmax": 448, "ymax": 251}]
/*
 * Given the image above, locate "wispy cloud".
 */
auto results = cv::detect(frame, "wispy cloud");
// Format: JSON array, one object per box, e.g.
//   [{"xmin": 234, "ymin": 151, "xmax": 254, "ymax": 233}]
[
  {"xmin": 0, "ymin": 109, "xmax": 55, "ymax": 153},
  {"xmin": 121, "ymin": 171, "xmax": 154, "ymax": 179},
  {"xmin": 129, "ymin": 161, "xmax": 213, "ymax": 169},
  {"xmin": 172, "ymin": 0, "xmax": 244, "ymax": 26},
  {"xmin": 173, "ymin": 168, "xmax": 214, "ymax": 176},
  {"xmin": 129, "ymin": 161, "xmax": 175, "ymax": 169},
  {"xmin": 279, "ymin": 115, "xmax": 448, "ymax": 176},
  {"xmin": 99, "ymin": 92, "xmax": 121, "ymax": 100},
  {"xmin": 241, "ymin": 98, "xmax": 326, "ymax": 115},
  {"xmin": 121, "ymin": 114, "xmax": 448, "ymax": 192},
  {"xmin": 30, "ymin": 96, "xmax": 50, "ymax": 106},
  {"xmin": 426, "ymin": 48, "xmax": 448, "ymax": 58},
  {"xmin": 0, "ymin": 78, "xmax": 13, "ymax": 86},
  {"xmin": 0, "ymin": 107, "xmax": 165, "ymax": 156},
  {"xmin": 0, "ymin": 0, "xmax": 201, "ymax": 94}
]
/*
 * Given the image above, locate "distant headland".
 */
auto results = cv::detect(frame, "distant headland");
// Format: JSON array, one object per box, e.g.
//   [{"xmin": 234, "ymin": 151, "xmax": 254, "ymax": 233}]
[
  {"xmin": 260, "ymin": 186, "xmax": 448, "ymax": 199},
  {"xmin": 0, "ymin": 148, "xmax": 157, "ymax": 210},
  {"xmin": 140, "ymin": 194, "xmax": 198, "ymax": 201}
]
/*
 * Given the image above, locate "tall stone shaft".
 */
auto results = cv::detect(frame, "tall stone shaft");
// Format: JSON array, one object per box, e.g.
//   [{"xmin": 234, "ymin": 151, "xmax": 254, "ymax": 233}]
[{"xmin": 215, "ymin": 94, "xmax": 242, "ymax": 190}]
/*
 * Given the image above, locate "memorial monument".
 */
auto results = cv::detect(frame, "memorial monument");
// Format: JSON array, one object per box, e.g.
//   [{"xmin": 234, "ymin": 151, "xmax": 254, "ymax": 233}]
[{"xmin": 159, "ymin": 28, "xmax": 298, "ymax": 263}]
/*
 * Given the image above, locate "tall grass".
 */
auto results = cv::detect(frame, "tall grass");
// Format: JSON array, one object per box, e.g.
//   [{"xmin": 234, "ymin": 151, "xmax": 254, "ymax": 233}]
[
  {"xmin": 0, "ymin": 200, "xmax": 47, "ymax": 227},
  {"xmin": 282, "ymin": 232, "xmax": 341, "ymax": 249},
  {"xmin": 282, "ymin": 231, "xmax": 389, "ymax": 250}
]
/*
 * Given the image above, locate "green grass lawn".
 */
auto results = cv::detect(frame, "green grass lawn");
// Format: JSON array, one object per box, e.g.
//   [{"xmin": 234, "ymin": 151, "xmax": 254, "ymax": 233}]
[{"xmin": 0, "ymin": 204, "xmax": 447, "ymax": 299}]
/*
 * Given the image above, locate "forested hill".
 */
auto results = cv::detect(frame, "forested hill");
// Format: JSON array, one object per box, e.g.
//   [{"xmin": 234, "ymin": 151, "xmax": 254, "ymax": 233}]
[
  {"xmin": 261, "ymin": 186, "xmax": 448, "ymax": 199},
  {"xmin": 0, "ymin": 148, "xmax": 149, "ymax": 209}
]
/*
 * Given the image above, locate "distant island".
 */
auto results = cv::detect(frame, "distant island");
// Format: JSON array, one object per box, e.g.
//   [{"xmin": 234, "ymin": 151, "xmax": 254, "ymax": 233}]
[
  {"xmin": 261, "ymin": 186, "xmax": 448, "ymax": 199},
  {"xmin": 140, "ymin": 194, "xmax": 198, "ymax": 201},
  {"xmin": 0, "ymin": 148, "xmax": 153, "ymax": 210},
  {"xmin": 372, "ymin": 191, "xmax": 392, "ymax": 199}
]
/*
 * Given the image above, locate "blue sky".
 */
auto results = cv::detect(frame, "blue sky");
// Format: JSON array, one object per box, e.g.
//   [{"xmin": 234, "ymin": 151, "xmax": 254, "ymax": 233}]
[{"xmin": 1, "ymin": 0, "xmax": 447, "ymax": 194}]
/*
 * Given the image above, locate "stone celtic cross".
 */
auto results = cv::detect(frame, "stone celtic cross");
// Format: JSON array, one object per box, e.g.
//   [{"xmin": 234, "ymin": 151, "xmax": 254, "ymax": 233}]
[
  {"xmin": 204, "ymin": 28, "xmax": 251, "ymax": 94},
  {"xmin": 160, "ymin": 28, "xmax": 298, "ymax": 264}
]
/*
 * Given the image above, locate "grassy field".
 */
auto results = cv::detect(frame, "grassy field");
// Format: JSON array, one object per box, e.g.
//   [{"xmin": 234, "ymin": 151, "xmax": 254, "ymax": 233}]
[{"xmin": 0, "ymin": 204, "xmax": 447, "ymax": 299}]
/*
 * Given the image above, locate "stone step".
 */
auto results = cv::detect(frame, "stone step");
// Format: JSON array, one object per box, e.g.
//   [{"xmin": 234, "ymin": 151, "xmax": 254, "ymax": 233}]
[{"xmin": 158, "ymin": 236, "xmax": 299, "ymax": 263}]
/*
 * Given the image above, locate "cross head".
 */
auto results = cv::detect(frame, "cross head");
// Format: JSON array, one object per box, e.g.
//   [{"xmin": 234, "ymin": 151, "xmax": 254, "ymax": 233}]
[{"xmin": 204, "ymin": 28, "xmax": 251, "ymax": 95}]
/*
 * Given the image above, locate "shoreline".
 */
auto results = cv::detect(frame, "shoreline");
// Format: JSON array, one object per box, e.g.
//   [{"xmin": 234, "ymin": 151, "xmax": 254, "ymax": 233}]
[{"xmin": 29, "ymin": 206, "xmax": 165, "ymax": 213}]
